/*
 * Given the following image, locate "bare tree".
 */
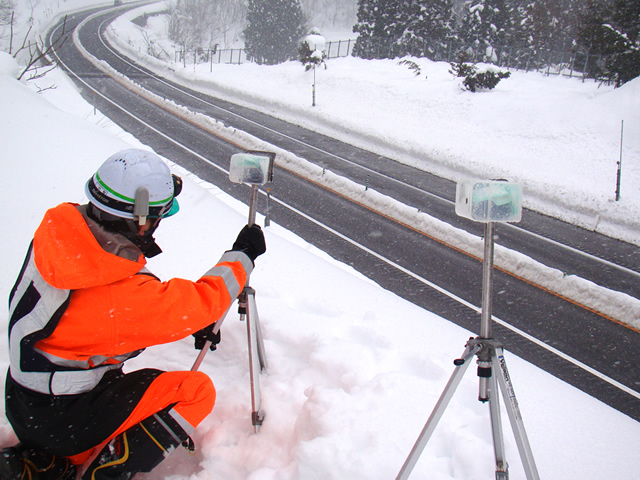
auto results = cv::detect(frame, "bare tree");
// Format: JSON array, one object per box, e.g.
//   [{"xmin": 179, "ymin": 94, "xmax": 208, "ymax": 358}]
[
  {"xmin": 168, "ymin": 0, "xmax": 247, "ymax": 49},
  {"xmin": 300, "ymin": 0, "xmax": 357, "ymax": 29},
  {"xmin": 209, "ymin": 0, "xmax": 246, "ymax": 47},
  {"xmin": 24, "ymin": 0, "xmax": 42, "ymax": 25},
  {"xmin": 0, "ymin": 0, "xmax": 13, "ymax": 24},
  {"xmin": 13, "ymin": 15, "xmax": 68, "ymax": 82},
  {"xmin": 167, "ymin": 0, "xmax": 211, "ymax": 51},
  {"xmin": 0, "ymin": 0, "xmax": 15, "ymax": 50}
]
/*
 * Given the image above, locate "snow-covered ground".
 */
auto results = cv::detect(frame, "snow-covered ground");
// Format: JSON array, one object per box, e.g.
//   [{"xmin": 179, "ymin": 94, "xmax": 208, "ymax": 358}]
[{"xmin": 1, "ymin": 1, "xmax": 640, "ymax": 479}]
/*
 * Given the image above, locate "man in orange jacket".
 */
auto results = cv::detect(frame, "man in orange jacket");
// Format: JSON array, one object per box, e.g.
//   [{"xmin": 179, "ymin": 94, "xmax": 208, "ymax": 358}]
[{"xmin": 0, "ymin": 149, "xmax": 266, "ymax": 479}]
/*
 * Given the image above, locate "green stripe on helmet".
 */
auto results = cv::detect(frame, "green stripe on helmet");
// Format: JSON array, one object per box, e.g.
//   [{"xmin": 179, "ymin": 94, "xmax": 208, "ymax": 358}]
[{"xmin": 95, "ymin": 172, "xmax": 173, "ymax": 205}]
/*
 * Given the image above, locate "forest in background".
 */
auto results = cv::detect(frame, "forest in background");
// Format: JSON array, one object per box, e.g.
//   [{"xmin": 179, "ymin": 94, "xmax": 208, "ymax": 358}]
[
  {"xmin": 165, "ymin": 0, "xmax": 639, "ymax": 86},
  {"xmin": 0, "ymin": 0, "xmax": 637, "ymax": 86}
]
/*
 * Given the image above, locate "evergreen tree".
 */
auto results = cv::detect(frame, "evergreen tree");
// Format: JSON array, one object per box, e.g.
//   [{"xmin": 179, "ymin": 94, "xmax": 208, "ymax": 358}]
[
  {"xmin": 403, "ymin": 0, "xmax": 457, "ymax": 59},
  {"xmin": 459, "ymin": 0, "xmax": 513, "ymax": 60},
  {"xmin": 602, "ymin": 0, "xmax": 640, "ymax": 86},
  {"xmin": 575, "ymin": 0, "xmax": 640, "ymax": 86},
  {"xmin": 352, "ymin": 0, "xmax": 408, "ymax": 58},
  {"xmin": 501, "ymin": 0, "xmax": 528, "ymax": 49},
  {"xmin": 244, "ymin": 0, "xmax": 308, "ymax": 64},
  {"xmin": 299, "ymin": 28, "xmax": 327, "ymax": 70},
  {"xmin": 352, "ymin": 0, "xmax": 456, "ymax": 59},
  {"xmin": 520, "ymin": 0, "xmax": 576, "ymax": 53},
  {"xmin": 608, "ymin": 0, "xmax": 639, "ymax": 47},
  {"xmin": 574, "ymin": 0, "xmax": 611, "ymax": 79}
]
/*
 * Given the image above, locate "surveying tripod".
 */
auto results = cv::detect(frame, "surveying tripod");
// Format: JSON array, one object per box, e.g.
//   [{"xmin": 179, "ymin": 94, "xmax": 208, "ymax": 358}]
[
  {"xmin": 396, "ymin": 222, "xmax": 540, "ymax": 480},
  {"xmin": 191, "ymin": 182, "xmax": 268, "ymax": 433}
]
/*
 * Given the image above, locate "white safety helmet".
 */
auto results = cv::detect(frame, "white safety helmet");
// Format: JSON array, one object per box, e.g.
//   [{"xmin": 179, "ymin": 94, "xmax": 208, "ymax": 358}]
[{"xmin": 85, "ymin": 149, "xmax": 181, "ymax": 225}]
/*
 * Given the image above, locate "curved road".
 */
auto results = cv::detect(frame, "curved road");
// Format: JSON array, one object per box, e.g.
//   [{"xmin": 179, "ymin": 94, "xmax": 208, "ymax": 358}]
[{"xmin": 50, "ymin": 5, "xmax": 640, "ymax": 422}]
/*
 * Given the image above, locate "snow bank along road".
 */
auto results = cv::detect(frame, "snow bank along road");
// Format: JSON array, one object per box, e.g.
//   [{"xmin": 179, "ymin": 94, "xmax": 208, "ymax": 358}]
[{"xmin": 48, "ymin": 4, "xmax": 640, "ymax": 421}]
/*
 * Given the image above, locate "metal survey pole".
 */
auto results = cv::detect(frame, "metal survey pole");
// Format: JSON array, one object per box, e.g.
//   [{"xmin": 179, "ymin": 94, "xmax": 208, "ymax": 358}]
[
  {"xmin": 478, "ymin": 221, "xmax": 495, "ymax": 402},
  {"xmin": 191, "ymin": 151, "xmax": 274, "ymax": 431},
  {"xmin": 397, "ymin": 181, "xmax": 539, "ymax": 480}
]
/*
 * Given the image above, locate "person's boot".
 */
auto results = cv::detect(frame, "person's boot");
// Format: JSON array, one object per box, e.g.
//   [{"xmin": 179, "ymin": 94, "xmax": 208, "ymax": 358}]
[
  {"xmin": 82, "ymin": 409, "xmax": 193, "ymax": 480},
  {"xmin": 0, "ymin": 444, "xmax": 76, "ymax": 480},
  {"xmin": 0, "ymin": 447, "xmax": 22, "ymax": 480}
]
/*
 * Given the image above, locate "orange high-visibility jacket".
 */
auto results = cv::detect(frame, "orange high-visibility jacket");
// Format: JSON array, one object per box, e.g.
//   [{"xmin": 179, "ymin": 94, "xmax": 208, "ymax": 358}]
[{"xmin": 8, "ymin": 203, "xmax": 252, "ymax": 396}]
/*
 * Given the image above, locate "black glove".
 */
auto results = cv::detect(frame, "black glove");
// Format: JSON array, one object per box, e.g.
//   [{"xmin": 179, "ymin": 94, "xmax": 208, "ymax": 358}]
[
  {"xmin": 193, "ymin": 324, "xmax": 221, "ymax": 351},
  {"xmin": 232, "ymin": 224, "xmax": 266, "ymax": 262}
]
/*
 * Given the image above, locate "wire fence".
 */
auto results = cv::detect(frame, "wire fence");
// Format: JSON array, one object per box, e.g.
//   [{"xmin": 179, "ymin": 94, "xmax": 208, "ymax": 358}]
[
  {"xmin": 353, "ymin": 36, "xmax": 607, "ymax": 81},
  {"xmin": 170, "ymin": 37, "xmax": 606, "ymax": 81},
  {"xmin": 174, "ymin": 47, "xmax": 248, "ymax": 66},
  {"xmin": 173, "ymin": 39, "xmax": 356, "ymax": 70}
]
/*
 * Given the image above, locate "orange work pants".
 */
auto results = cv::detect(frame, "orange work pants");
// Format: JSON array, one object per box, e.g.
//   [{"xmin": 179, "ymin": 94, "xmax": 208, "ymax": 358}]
[{"xmin": 67, "ymin": 370, "xmax": 215, "ymax": 466}]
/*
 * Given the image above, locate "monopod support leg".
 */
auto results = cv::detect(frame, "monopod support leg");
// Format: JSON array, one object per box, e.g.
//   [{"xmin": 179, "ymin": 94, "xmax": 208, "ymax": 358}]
[
  {"xmin": 242, "ymin": 285, "xmax": 267, "ymax": 432},
  {"xmin": 396, "ymin": 340, "xmax": 480, "ymax": 480}
]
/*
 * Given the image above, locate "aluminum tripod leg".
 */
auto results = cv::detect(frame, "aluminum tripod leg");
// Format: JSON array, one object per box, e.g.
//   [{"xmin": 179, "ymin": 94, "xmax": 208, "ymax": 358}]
[
  {"xmin": 396, "ymin": 338, "xmax": 539, "ymax": 480},
  {"xmin": 241, "ymin": 286, "xmax": 268, "ymax": 432},
  {"xmin": 191, "ymin": 285, "xmax": 269, "ymax": 433},
  {"xmin": 488, "ymin": 368, "xmax": 509, "ymax": 479},
  {"xmin": 492, "ymin": 347, "xmax": 539, "ymax": 480},
  {"xmin": 396, "ymin": 342, "xmax": 479, "ymax": 480}
]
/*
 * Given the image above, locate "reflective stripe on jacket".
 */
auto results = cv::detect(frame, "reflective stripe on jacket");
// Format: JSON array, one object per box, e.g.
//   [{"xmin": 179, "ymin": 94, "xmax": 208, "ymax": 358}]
[
  {"xmin": 7, "ymin": 203, "xmax": 252, "ymax": 396},
  {"xmin": 8, "ymin": 243, "xmax": 132, "ymax": 395}
]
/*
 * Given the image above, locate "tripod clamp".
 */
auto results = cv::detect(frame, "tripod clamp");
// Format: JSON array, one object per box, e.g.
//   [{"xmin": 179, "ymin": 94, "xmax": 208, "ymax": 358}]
[
  {"xmin": 237, "ymin": 286, "xmax": 254, "ymax": 318},
  {"xmin": 453, "ymin": 337, "xmax": 482, "ymax": 366},
  {"xmin": 455, "ymin": 336, "xmax": 505, "ymax": 403}
]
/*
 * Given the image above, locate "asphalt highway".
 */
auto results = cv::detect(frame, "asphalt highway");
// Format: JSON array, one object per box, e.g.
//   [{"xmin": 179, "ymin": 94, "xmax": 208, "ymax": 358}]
[{"xmin": 48, "ymin": 4, "xmax": 640, "ymax": 422}]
